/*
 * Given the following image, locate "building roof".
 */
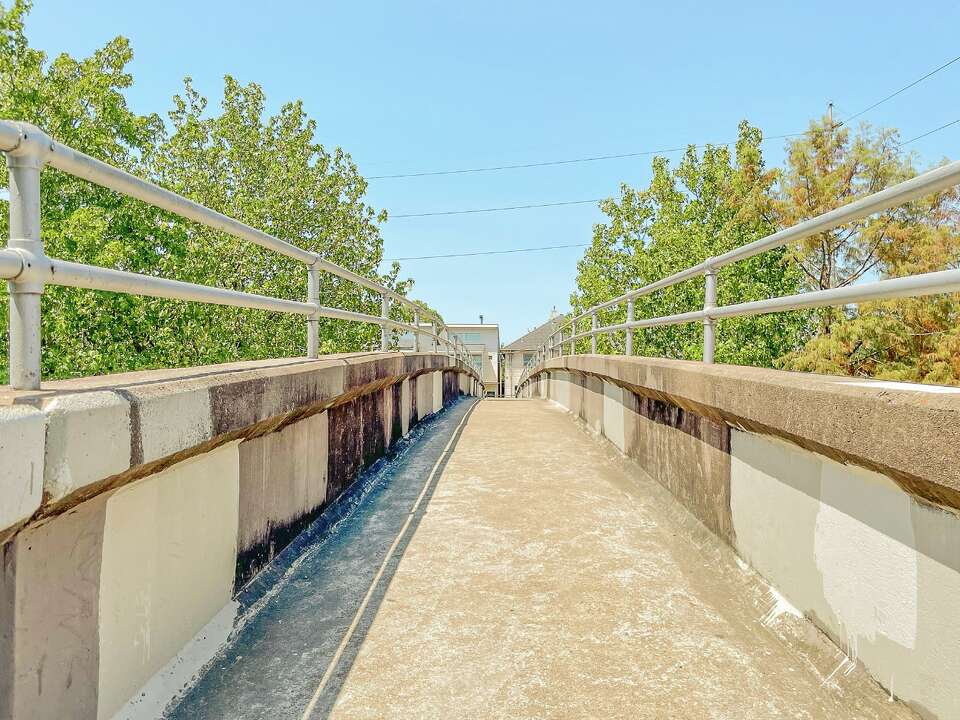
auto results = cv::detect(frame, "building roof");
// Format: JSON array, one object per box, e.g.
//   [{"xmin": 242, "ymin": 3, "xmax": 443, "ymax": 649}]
[{"xmin": 502, "ymin": 312, "xmax": 567, "ymax": 351}]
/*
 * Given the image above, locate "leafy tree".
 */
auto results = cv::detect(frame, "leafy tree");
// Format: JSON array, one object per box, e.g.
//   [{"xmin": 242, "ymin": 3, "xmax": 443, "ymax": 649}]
[
  {"xmin": 776, "ymin": 118, "xmax": 914, "ymax": 333},
  {"xmin": 0, "ymin": 1, "xmax": 405, "ymax": 382},
  {"xmin": 571, "ymin": 122, "xmax": 810, "ymax": 367},
  {"xmin": 147, "ymin": 76, "xmax": 404, "ymax": 364},
  {"xmin": 779, "ymin": 172, "xmax": 960, "ymax": 384}
]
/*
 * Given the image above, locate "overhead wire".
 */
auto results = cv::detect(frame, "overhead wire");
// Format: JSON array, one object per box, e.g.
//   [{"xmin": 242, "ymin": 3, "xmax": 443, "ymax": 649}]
[{"xmin": 385, "ymin": 242, "xmax": 591, "ymax": 261}]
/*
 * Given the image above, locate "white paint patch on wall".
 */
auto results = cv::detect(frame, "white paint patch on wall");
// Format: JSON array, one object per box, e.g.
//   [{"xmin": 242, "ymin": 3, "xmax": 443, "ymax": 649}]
[
  {"xmin": 432, "ymin": 371, "xmax": 443, "ymax": 414},
  {"xmin": 97, "ymin": 443, "xmax": 240, "ymax": 720},
  {"xmin": 730, "ymin": 428, "xmax": 960, "ymax": 719},
  {"xmin": 416, "ymin": 373, "xmax": 433, "ymax": 419},
  {"xmin": 111, "ymin": 599, "xmax": 239, "ymax": 720},
  {"xmin": 0, "ymin": 406, "xmax": 45, "ymax": 530},
  {"xmin": 137, "ymin": 388, "xmax": 212, "ymax": 463},
  {"xmin": 44, "ymin": 391, "xmax": 131, "ymax": 502},
  {"xmin": 553, "ymin": 371, "xmax": 571, "ymax": 410},
  {"xmin": 602, "ymin": 380, "xmax": 626, "ymax": 453},
  {"xmin": 814, "ymin": 463, "xmax": 917, "ymax": 648},
  {"xmin": 401, "ymin": 378, "xmax": 411, "ymax": 436}
]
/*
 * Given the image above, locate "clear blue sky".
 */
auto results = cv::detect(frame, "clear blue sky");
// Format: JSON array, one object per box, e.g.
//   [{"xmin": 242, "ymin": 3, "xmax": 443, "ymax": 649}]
[{"xmin": 24, "ymin": 1, "xmax": 960, "ymax": 342}]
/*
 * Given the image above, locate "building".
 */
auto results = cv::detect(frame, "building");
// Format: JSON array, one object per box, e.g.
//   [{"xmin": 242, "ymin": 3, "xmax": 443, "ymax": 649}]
[
  {"xmin": 500, "ymin": 308, "xmax": 566, "ymax": 398},
  {"xmin": 398, "ymin": 319, "xmax": 501, "ymax": 397}
]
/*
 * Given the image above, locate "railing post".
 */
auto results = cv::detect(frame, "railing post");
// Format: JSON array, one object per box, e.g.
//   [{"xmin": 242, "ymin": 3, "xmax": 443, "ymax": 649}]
[
  {"xmin": 703, "ymin": 264, "xmax": 717, "ymax": 364},
  {"xmin": 7, "ymin": 130, "xmax": 45, "ymax": 390},
  {"xmin": 380, "ymin": 293, "xmax": 389, "ymax": 352},
  {"xmin": 570, "ymin": 319, "xmax": 576, "ymax": 355},
  {"xmin": 306, "ymin": 265, "xmax": 319, "ymax": 358},
  {"xmin": 413, "ymin": 311, "xmax": 420, "ymax": 352},
  {"xmin": 590, "ymin": 312, "xmax": 598, "ymax": 354},
  {"xmin": 626, "ymin": 299, "xmax": 634, "ymax": 356}
]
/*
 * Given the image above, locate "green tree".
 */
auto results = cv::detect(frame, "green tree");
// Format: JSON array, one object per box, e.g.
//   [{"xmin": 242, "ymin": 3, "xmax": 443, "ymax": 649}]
[
  {"xmin": 0, "ymin": 1, "xmax": 405, "ymax": 382},
  {"xmin": 571, "ymin": 122, "xmax": 810, "ymax": 366},
  {"xmin": 776, "ymin": 118, "xmax": 914, "ymax": 333},
  {"xmin": 147, "ymin": 76, "xmax": 404, "ymax": 365},
  {"xmin": 779, "ymin": 171, "xmax": 960, "ymax": 384}
]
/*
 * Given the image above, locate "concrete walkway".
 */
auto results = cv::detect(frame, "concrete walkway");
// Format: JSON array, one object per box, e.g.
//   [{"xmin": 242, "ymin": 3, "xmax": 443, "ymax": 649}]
[{"xmin": 166, "ymin": 398, "xmax": 914, "ymax": 719}]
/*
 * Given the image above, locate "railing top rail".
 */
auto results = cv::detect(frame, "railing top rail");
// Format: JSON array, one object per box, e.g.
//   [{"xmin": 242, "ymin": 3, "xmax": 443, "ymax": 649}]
[
  {"xmin": 557, "ymin": 158, "xmax": 960, "ymax": 332},
  {"xmin": 1, "ymin": 119, "xmax": 478, "ymax": 390},
  {"xmin": 515, "ymin": 155, "xmax": 960, "ymax": 393},
  {"xmin": 0, "ymin": 120, "xmax": 444, "ymax": 328}
]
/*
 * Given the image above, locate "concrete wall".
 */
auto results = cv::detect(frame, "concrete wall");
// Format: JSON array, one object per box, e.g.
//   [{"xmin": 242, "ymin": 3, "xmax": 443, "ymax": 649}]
[
  {"xmin": 521, "ymin": 356, "xmax": 960, "ymax": 720},
  {"xmin": 0, "ymin": 353, "xmax": 480, "ymax": 720}
]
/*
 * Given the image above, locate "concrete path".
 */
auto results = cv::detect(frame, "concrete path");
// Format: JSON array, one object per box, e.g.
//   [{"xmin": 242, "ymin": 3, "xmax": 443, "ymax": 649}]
[{"xmin": 166, "ymin": 398, "xmax": 915, "ymax": 719}]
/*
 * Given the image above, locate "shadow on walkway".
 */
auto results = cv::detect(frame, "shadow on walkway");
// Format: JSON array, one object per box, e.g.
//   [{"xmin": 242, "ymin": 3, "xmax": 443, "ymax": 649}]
[{"xmin": 164, "ymin": 397, "xmax": 480, "ymax": 720}]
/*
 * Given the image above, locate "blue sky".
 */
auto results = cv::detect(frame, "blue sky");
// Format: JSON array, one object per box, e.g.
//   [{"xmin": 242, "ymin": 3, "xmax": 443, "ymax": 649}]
[{"xmin": 24, "ymin": 1, "xmax": 960, "ymax": 342}]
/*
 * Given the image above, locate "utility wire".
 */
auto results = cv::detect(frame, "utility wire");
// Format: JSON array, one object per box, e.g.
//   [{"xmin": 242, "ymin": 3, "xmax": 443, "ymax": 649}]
[
  {"xmin": 391, "ymin": 198, "xmax": 604, "ymax": 218},
  {"xmin": 369, "ymin": 133, "xmax": 803, "ymax": 180},
  {"xmin": 836, "ymin": 53, "xmax": 960, "ymax": 126},
  {"xmin": 385, "ymin": 242, "xmax": 591, "ymax": 261},
  {"xmin": 385, "ymin": 54, "xmax": 960, "ymax": 220},
  {"xmin": 372, "ymin": 53, "xmax": 960, "ymax": 181},
  {"xmin": 900, "ymin": 117, "xmax": 960, "ymax": 146}
]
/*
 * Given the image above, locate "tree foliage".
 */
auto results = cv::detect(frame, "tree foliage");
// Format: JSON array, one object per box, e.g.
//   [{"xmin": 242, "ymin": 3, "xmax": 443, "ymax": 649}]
[
  {"xmin": 776, "ymin": 118, "xmax": 916, "ymax": 333},
  {"xmin": 0, "ymin": 1, "xmax": 408, "ymax": 382},
  {"xmin": 571, "ymin": 122, "xmax": 810, "ymax": 367},
  {"xmin": 779, "ymin": 167, "xmax": 960, "ymax": 384}
]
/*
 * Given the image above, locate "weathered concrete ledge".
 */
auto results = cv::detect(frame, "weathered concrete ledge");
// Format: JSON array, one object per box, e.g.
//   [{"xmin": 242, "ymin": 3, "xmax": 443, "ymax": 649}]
[
  {"xmin": 519, "ymin": 355, "xmax": 960, "ymax": 720},
  {"xmin": 0, "ymin": 352, "xmax": 480, "ymax": 720},
  {"xmin": 522, "ymin": 355, "xmax": 960, "ymax": 513},
  {"xmin": 0, "ymin": 352, "xmax": 480, "ymax": 540}
]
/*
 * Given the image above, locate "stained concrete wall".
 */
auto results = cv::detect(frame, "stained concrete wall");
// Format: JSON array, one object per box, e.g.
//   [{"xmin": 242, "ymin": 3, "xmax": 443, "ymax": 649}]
[
  {"xmin": 0, "ymin": 353, "xmax": 480, "ymax": 720},
  {"xmin": 521, "ymin": 356, "xmax": 960, "ymax": 720},
  {"xmin": 730, "ymin": 431, "xmax": 960, "ymax": 720}
]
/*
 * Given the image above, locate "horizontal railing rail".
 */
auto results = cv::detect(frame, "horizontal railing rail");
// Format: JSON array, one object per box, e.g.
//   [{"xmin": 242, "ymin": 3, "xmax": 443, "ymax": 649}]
[
  {"xmin": 517, "ymin": 157, "xmax": 960, "ymax": 391},
  {"xmin": 0, "ymin": 120, "xmax": 474, "ymax": 390}
]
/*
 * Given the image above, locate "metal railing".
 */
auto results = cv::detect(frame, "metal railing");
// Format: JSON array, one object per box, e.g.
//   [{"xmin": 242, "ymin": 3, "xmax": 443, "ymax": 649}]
[
  {"xmin": 518, "ymin": 157, "xmax": 960, "ymax": 390},
  {"xmin": 0, "ymin": 120, "xmax": 473, "ymax": 390}
]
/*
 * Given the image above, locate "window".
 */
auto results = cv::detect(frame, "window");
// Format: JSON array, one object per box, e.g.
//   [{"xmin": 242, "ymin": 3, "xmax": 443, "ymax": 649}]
[
  {"xmin": 457, "ymin": 332, "xmax": 483, "ymax": 344},
  {"xmin": 522, "ymin": 352, "xmax": 535, "ymax": 364}
]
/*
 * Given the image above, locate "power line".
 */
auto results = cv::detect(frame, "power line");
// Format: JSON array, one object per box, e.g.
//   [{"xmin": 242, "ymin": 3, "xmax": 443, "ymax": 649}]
[
  {"xmin": 369, "ymin": 133, "xmax": 803, "ymax": 180},
  {"xmin": 837, "ymin": 53, "xmax": 960, "ymax": 126},
  {"xmin": 391, "ymin": 198, "xmax": 604, "ymax": 218},
  {"xmin": 371, "ymin": 53, "xmax": 960, "ymax": 181},
  {"xmin": 900, "ymin": 117, "xmax": 960, "ymax": 146},
  {"xmin": 385, "ymin": 242, "xmax": 591, "ymax": 261}
]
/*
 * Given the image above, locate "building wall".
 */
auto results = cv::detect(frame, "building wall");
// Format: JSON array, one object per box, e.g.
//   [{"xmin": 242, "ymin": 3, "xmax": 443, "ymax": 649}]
[{"xmin": 502, "ymin": 350, "xmax": 537, "ymax": 398}]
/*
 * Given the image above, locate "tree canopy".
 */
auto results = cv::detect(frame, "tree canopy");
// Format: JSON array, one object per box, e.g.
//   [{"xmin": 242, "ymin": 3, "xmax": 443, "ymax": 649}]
[
  {"xmin": 0, "ymin": 0, "xmax": 412, "ymax": 383},
  {"xmin": 571, "ymin": 122, "xmax": 810, "ymax": 367},
  {"xmin": 572, "ymin": 118, "xmax": 959, "ymax": 385}
]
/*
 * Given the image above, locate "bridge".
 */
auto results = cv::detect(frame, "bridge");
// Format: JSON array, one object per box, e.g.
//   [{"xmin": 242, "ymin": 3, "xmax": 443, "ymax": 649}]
[{"xmin": 1, "ymin": 121, "xmax": 959, "ymax": 720}]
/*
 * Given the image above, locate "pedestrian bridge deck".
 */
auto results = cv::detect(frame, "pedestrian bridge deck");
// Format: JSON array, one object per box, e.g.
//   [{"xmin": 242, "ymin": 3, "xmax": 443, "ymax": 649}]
[{"xmin": 163, "ymin": 398, "xmax": 912, "ymax": 719}]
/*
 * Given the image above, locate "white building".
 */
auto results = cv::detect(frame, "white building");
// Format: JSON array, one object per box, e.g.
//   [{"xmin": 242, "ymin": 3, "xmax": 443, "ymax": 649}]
[
  {"xmin": 500, "ymin": 309, "xmax": 565, "ymax": 398},
  {"xmin": 397, "ymin": 320, "xmax": 500, "ymax": 397}
]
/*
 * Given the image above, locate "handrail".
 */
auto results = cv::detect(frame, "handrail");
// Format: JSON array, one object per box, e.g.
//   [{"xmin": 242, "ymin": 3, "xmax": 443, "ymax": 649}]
[
  {"xmin": 0, "ymin": 120, "xmax": 472, "ymax": 390},
  {"xmin": 517, "ymin": 157, "xmax": 960, "ymax": 392}
]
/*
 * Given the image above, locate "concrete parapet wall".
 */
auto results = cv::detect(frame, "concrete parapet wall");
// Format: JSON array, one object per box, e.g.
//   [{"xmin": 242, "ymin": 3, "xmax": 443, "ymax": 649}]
[
  {"xmin": 0, "ymin": 353, "xmax": 480, "ymax": 720},
  {"xmin": 520, "ymin": 356, "xmax": 960, "ymax": 720}
]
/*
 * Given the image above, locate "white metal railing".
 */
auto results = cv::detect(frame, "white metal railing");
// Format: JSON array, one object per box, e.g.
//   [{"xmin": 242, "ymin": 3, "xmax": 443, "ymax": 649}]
[
  {"xmin": 0, "ymin": 120, "xmax": 474, "ymax": 390},
  {"xmin": 517, "ymin": 157, "xmax": 960, "ymax": 391}
]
